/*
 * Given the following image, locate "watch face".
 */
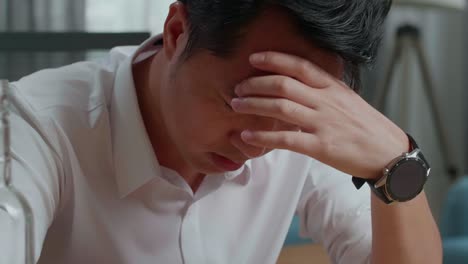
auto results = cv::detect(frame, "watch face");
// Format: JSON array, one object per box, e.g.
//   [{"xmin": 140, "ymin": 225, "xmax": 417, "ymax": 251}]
[{"xmin": 387, "ymin": 158, "xmax": 427, "ymax": 202}]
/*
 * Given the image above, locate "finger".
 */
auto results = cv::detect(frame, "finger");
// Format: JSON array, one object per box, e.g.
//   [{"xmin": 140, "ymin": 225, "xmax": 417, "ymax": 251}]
[
  {"xmin": 235, "ymin": 75, "xmax": 319, "ymax": 109},
  {"xmin": 249, "ymin": 51, "xmax": 333, "ymax": 89},
  {"xmin": 240, "ymin": 130, "xmax": 319, "ymax": 157},
  {"xmin": 231, "ymin": 97, "xmax": 318, "ymax": 131},
  {"xmin": 230, "ymin": 134, "xmax": 266, "ymax": 159},
  {"xmin": 273, "ymin": 120, "xmax": 302, "ymax": 133}
]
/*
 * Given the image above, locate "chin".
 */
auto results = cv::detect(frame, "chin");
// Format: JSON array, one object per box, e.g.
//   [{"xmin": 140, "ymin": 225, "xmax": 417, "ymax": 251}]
[
  {"xmin": 186, "ymin": 151, "xmax": 245, "ymax": 175},
  {"xmin": 187, "ymin": 155, "xmax": 223, "ymax": 174}
]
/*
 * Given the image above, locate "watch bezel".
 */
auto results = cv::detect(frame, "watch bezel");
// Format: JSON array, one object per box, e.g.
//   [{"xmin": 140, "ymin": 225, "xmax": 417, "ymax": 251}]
[{"xmin": 384, "ymin": 156, "xmax": 429, "ymax": 202}]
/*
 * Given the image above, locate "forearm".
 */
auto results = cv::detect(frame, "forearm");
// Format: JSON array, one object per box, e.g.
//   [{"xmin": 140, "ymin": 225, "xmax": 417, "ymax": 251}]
[{"xmin": 370, "ymin": 191, "xmax": 442, "ymax": 264}]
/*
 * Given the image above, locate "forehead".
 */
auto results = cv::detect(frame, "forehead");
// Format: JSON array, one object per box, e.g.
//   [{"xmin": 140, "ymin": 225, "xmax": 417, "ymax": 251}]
[
  {"xmin": 177, "ymin": 7, "xmax": 345, "ymax": 95},
  {"xmin": 231, "ymin": 7, "xmax": 344, "ymax": 79}
]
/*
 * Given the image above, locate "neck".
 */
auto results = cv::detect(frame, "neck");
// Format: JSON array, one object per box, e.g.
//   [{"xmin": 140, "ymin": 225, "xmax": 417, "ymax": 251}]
[{"xmin": 133, "ymin": 54, "xmax": 205, "ymax": 192}]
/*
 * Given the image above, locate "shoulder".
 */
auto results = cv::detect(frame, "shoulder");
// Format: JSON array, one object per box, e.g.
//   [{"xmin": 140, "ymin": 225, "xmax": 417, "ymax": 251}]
[{"xmin": 11, "ymin": 47, "xmax": 133, "ymax": 113}]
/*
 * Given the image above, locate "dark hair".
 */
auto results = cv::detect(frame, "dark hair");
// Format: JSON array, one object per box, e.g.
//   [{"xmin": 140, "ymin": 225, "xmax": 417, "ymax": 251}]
[{"xmin": 177, "ymin": 0, "xmax": 392, "ymax": 91}]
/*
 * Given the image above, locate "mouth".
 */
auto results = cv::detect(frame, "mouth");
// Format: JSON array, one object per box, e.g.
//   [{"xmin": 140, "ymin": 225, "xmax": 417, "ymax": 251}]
[{"xmin": 211, "ymin": 153, "xmax": 246, "ymax": 171}]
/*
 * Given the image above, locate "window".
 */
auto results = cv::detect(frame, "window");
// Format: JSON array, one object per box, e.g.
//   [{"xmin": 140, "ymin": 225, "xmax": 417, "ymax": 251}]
[{"xmin": 85, "ymin": 0, "xmax": 174, "ymax": 34}]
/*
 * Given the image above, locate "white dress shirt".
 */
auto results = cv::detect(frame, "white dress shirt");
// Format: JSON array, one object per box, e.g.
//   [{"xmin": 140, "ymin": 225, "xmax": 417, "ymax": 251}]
[{"xmin": 0, "ymin": 35, "xmax": 372, "ymax": 264}]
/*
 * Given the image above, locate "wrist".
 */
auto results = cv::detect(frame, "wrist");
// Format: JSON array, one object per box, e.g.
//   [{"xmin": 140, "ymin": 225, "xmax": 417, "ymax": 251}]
[
  {"xmin": 372, "ymin": 129, "xmax": 410, "ymax": 181},
  {"xmin": 353, "ymin": 133, "xmax": 430, "ymax": 204}
]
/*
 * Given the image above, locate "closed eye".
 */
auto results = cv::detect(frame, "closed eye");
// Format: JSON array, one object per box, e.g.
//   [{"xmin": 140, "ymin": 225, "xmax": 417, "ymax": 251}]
[
  {"xmin": 220, "ymin": 90, "xmax": 235, "ymax": 111},
  {"xmin": 224, "ymin": 99, "xmax": 234, "ymax": 111}
]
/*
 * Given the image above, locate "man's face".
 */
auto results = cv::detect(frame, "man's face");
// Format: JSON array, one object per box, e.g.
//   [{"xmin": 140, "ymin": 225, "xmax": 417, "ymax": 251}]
[{"xmin": 155, "ymin": 6, "xmax": 343, "ymax": 175}]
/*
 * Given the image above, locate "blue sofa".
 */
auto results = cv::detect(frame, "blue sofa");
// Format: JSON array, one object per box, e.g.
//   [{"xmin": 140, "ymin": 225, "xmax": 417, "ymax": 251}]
[
  {"xmin": 440, "ymin": 176, "xmax": 468, "ymax": 264},
  {"xmin": 284, "ymin": 215, "xmax": 313, "ymax": 246}
]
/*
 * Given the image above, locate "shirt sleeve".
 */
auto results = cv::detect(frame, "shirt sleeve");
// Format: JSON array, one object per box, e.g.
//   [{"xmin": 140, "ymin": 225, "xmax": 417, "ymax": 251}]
[
  {"xmin": 296, "ymin": 159, "xmax": 372, "ymax": 264},
  {"xmin": 0, "ymin": 87, "xmax": 65, "ymax": 263}
]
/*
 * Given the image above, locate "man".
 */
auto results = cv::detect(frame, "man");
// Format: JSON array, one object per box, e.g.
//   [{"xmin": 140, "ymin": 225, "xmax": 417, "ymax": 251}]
[{"xmin": 2, "ymin": 0, "xmax": 441, "ymax": 263}]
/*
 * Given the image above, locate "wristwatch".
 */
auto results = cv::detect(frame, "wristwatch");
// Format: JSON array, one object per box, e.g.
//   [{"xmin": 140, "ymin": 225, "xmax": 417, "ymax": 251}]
[{"xmin": 352, "ymin": 134, "xmax": 431, "ymax": 204}]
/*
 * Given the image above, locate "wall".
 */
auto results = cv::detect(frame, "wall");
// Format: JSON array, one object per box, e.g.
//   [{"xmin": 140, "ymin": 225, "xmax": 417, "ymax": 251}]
[{"xmin": 363, "ymin": 5, "xmax": 466, "ymax": 222}]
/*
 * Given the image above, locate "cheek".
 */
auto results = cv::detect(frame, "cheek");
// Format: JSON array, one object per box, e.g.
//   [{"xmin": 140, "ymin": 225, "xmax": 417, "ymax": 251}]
[
  {"xmin": 173, "ymin": 98, "xmax": 234, "ymax": 147},
  {"xmin": 165, "ymin": 69, "xmax": 238, "ymax": 149}
]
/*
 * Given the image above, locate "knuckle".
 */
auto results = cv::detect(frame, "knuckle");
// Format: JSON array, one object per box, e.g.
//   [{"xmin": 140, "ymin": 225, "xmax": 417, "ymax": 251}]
[
  {"xmin": 276, "ymin": 100, "xmax": 291, "ymax": 115},
  {"xmin": 279, "ymin": 134, "xmax": 295, "ymax": 147},
  {"xmin": 297, "ymin": 60, "xmax": 311, "ymax": 75},
  {"xmin": 315, "ymin": 137, "xmax": 328, "ymax": 157},
  {"xmin": 275, "ymin": 77, "xmax": 291, "ymax": 95},
  {"xmin": 289, "ymin": 105, "xmax": 300, "ymax": 116},
  {"xmin": 334, "ymin": 92, "xmax": 350, "ymax": 109},
  {"xmin": 317, "ymin": 133, "xmax": 336, "ymax": 156},
  {"xmin": 281, "ymin": 101, "xmax": 299, "ymax": 116}
]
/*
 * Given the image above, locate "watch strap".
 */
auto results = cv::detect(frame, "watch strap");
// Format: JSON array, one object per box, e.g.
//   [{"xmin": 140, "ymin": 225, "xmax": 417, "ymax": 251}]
[
  {"xmin": 407, "ymin": 133, "xmax": 430, "ymax": 169},
  {"xmin": 371, "ymin": 184, "xmax": 394, "ymax": 204},
  {"xmin": 352, "ymin": 176, "xmax": 393, "ymax": 204}
]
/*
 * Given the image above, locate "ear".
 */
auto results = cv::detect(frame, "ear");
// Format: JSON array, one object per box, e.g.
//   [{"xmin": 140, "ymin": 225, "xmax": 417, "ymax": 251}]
[{"xmin": 162, "ymin": 2, "xmax": 189, "ymax": 61}]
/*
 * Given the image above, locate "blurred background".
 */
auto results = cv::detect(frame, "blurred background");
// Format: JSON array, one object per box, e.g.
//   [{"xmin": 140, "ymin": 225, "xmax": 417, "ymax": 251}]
[{"xmin": 0, "ymin": 0, "xmax": 467, "ymax": 263}]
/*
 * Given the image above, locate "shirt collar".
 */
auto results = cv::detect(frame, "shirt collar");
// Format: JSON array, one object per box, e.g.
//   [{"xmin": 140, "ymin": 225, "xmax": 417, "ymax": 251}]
[
  {"xmin": 110, "ymin": 34, "xmax": 162, "ymax": 198},
  {"xmin": 224, "ymin": 163, "xmax": 251, "ymax": 183},
  {"xmin": 110, "ymin": 34, "xmax": 251, "ymax": 198}
]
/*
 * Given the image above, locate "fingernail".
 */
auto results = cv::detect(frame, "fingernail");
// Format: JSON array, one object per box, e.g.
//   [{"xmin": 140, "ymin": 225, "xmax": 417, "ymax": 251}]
[
  {"xmin": 241, "ymin": 130, "xmax": 254, "ymax": 141},
  {"xmin": 250, "ymin": 53, "xmax": 265, "ymax": 64},
  {"xmin": 231, "ymin": 98, "xmax": 243, "ymax": 109}
]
